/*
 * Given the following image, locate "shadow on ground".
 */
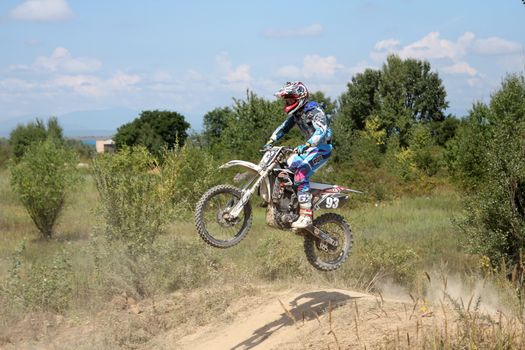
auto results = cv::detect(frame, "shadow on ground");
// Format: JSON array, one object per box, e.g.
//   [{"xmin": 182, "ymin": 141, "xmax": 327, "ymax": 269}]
[{"xmin": 231, "ymin": 290, "xmax": 359, "ymax": 350}]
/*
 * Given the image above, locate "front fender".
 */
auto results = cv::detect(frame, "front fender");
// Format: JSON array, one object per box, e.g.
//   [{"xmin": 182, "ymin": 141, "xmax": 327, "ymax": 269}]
[
  {"xmin": 219, "ymin": 160, "xmax": 271, "ymax": 203},
  {"xmin": 219, "ymin": 160, "xmax": 262, "ymax": 173}
]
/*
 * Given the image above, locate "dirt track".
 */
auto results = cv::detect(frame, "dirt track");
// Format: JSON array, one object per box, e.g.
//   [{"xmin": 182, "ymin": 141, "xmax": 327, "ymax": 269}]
[
  {"xmin": 3, "ymin": 286, "xmax": 446, "ymax": 349},
  {"xmin": 153, "ymin": 287, "xmax": 440, "ymax": 349}
]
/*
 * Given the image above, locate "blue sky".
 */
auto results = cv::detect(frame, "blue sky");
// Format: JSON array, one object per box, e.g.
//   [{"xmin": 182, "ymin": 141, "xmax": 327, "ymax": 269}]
[{"xmin": 0, "ymin": 0, "xmax": 524, "ymax": 136}]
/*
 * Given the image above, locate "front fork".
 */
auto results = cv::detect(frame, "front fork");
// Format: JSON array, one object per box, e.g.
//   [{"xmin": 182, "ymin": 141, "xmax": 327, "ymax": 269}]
[{"xmin": 228, "ymin": 163, "xmax": 276, "ymax": 218}]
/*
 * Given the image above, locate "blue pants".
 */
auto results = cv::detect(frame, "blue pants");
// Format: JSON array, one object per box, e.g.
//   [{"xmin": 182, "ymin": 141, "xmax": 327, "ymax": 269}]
[{"xmin": 287, "ymin": 143, "xmax": 332, "ymax": 195}]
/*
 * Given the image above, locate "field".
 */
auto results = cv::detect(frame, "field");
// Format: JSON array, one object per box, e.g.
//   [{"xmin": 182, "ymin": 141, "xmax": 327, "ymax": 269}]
[{"xmin": 1, "ymin": 169, "xmax": 523, "ymax": 349}]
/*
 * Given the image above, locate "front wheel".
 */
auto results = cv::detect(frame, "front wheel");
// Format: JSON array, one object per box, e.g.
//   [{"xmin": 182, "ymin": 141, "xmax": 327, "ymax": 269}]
[
  {"xmin": 304, "ymin": 213, "xmax": 353, "ymax": 271},
  {"xmin": 195, "ymin": 185, "xmax": 252, "ymax": 248}
]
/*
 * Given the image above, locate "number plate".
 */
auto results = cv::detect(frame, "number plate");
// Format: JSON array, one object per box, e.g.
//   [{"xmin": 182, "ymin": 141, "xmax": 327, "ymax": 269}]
[{"xmin": 314, "ymin": 194, "xmax": 348, "ymax": 210}]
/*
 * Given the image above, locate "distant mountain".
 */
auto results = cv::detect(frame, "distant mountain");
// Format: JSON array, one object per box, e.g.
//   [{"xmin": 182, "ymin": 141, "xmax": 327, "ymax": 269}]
[{"xmin": 0, "ymin": 108, "xmax": 140, "ymax": 138}]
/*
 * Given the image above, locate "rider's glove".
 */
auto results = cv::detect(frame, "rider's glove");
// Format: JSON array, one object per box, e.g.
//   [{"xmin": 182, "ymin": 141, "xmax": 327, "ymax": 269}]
[
  {"xmin": 262, "ymin": 140, "xmax": 274, "ymax": 151},
  {"xmin": 295, "ymin": 143, "xmax": 311, "ymax": 155}
]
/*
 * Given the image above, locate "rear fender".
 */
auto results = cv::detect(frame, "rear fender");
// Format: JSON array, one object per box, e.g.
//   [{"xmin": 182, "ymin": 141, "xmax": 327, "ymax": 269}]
[
  {"xmin": 313, "ymin": 193, "xmax": 349, "ymax": 210},
  {"xmin": 311, "ymin": 182, "xmax": 364, "ymax": 195},
  {"xmin": 219, "ymin": 160, "xmax": 271, "ymax": 202}
]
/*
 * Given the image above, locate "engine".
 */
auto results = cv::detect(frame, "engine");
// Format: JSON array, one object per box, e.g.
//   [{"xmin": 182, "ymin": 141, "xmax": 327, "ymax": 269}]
[{"xmin": 266, "ymin": 171, "xmax": 299, "ymax": 229}]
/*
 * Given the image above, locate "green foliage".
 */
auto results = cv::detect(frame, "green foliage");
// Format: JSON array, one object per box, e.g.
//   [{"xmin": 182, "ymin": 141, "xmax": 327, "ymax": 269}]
[
  {"xmin": 9, "ymin": 117, "xmax": 64, "ymax": 161},
  {"xmin": 409, "ymin": 123, "xmax": 443, "ymax": 177},
  {"xmin": 0, "ymin": 137, "xmax": 11, "ymax": 168},
  {"xmin": 9, "ymin": 139, "xmax": 79, "ymax": 238},
  {"xmin": 2, "ymin": 241, "xmax": 73, "ymax": 313},
  {"xmin": 430, "ymin": 115, "xmax": 460, "ymax": 146},
  {"xmin": 337, "ymin": 54, "xmax": 448, "ymax": 148},
  {"xmin": 338, "ymin": 68, "xmax": 382, "ymax": 130},
  {"xmin": 458, "ymin": 74, "xmax": 525, "ymax": 265},
  {"xmin": 92, "ymin": 146, "xmax": 177, "ymax": 257},
  {"xmin": 218, "ymin": 91, "xmax": 284, "ymax": 161},
  {"xmin": 114, "ymin": 110, "xmax": 190, "ymax": 155},
  {"xmin": 204, "ymin": 90, "xmax": 336, "ymax": 162},
  {"xmin": 446, "ymin": 102, "xmax": 491, "ymax": 190},
  {"xmin": 167, "ymin": 143, "xmax": 220, "ymax": 213},
  {"xmin": 331, "ymin": 55, "xmax": 450, "ymax": 198},
  {"xmin": 202, "ymin": 107, "xmax": 234, "ymax": 149}
]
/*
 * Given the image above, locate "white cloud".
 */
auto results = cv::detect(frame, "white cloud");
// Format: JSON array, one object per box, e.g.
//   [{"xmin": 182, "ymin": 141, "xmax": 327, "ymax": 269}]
[
  {"xmin": 371, "ymin": 31, "xmax": 523, "ymax": 77},
  {"xmin": 276, "ymin": 55, "xmax": 343, "ymax": 79},
  {"xmin": 215, "ymin": 52, "xmax": 252, "ymax": 83},
  {"xmin": 34, "ymin": 47, "xmax": 102, "ymax": 73},
  {"xmin": 53, "ymin": 72, "xmax": 140, "ymax": 96},
  {"xmin": 263, "ymin": 24, "xmax": 323, "ymax": 38},
  {"xmin": 396, "ymin": 32, "xmax": 467, "ymax": 61},
  {"xmin": 303, "ymin": 55, "xmax": 343, "ymax": 78},
  {"xmin": 372, "ymin": 31, "xmax": 522, "ymax": 63},
  {"xmin": 473, "ymin": 37, "xmax": 523, "ymax": 55},
  {"xmin": 442, "ymin": 61, "xmax": 477, "ymax": 76},
  {"xmin": 9, "ymin": 0, "xmax": 73, "ymax": 21},
  {"xmin": 374, "ymin": 39, "xmax": 400, "ymax": 51}
]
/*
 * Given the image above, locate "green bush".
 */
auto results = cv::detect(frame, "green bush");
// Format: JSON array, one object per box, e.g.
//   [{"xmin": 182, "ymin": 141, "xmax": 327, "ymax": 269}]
[
  {"xmin": 92, "ymin": 146, "xmax": 177, "ymax": 257},
  {"xmin": 9, "ymin": 139, "xmax": 79, "ymax": 239},
  {"xmin": 458, "ymin": 74, "xmax": 525, "ymax": 266},
  {"xmin": 167, "ymin": 143, "xmax": 220, "ymax": 214}
]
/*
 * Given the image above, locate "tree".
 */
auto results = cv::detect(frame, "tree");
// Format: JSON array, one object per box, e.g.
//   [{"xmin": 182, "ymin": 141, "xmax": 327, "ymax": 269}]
[
  {"xmin": 446, "ymin": 103, "xmax": 491, "ymax": 190},
  {"xmin": 216, "ymin": 91, "xmax": 283, "ymax": 161},
  {"xmin": 459, "ymin": 74, "xmax": 525, "ymax": 266},
  {"xmin": 202, "ymin": 107, "xmax": 234, "ymax": 149},
  {"xmin": 337, "ymin": 55, "xmax": 449, "ymax": 148},
  {"xmin": 9, "ymin": 117, "xmax": 64, "ymax": 161},
  {"xmin": 114, "ymin": 110, "xmax": 190, "ymax": 155},
  {"xmin": 10, "ymin": 139, "xmax": 78, "ymax": 239},
  {"xmin": 205, "ymin": 90, "xmax": 336, "ymax": 161},
  {"xmin": 338, "ymin": 68, "xmax": 382, "ymax": 131}
]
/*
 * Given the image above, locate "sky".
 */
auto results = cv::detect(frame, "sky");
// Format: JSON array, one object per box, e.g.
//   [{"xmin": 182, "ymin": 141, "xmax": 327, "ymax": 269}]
[{"xmin": 0, "ymin": 0, "xmax": 524, "ymax": 136}]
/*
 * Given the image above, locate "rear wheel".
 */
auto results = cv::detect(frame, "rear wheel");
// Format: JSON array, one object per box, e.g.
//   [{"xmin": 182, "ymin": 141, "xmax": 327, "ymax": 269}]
[
  {"xmin": 195, "ymin": 185, "xmax": 252, "ymax": 248},
  {"xmin": 304, "ymin": 213, "xmax": 353, "ymax": 271}
]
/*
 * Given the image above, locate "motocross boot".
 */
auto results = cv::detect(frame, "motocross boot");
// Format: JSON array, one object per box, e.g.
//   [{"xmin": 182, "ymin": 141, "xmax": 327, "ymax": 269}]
[{"xmin": 292, "ymin": 192, "xmax": 313, "ymax": 229}]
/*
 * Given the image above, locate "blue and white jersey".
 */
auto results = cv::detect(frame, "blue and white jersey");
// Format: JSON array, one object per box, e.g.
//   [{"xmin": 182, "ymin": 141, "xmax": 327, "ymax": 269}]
[{"xmin": 270, "ymin": 101, "xmax": 332, "ymax": 146}]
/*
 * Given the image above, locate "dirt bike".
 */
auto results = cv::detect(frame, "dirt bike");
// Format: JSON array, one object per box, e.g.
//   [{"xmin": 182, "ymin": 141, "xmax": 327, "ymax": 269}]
[{"xmin": 194, "ymin": 146, "xmax": 362, "ymax": 271}]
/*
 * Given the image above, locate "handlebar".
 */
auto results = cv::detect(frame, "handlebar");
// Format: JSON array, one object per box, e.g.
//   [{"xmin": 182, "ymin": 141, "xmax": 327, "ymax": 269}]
[{"xmin": 259, "ymin": 146, "xmax": 296, "ymax": 154}]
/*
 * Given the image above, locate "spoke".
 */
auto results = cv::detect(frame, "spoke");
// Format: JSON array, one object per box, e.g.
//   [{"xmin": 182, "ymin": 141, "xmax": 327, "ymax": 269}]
[{"xmin": 203, "ymin": 191, "xmax": 245, "ymax": 241}]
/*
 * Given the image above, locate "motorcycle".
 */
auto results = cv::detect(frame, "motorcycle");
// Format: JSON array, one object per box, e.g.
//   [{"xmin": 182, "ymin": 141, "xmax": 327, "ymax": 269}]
[{"xmin": 194, "ymin": 146, "xmax": 362, "ymax": 271}]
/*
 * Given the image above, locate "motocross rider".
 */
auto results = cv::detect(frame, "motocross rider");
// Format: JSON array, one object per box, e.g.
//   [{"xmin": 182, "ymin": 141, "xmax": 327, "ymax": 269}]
[{"xmin": 264, "ymin": 81, "xmax": 333, "ymax": 229}]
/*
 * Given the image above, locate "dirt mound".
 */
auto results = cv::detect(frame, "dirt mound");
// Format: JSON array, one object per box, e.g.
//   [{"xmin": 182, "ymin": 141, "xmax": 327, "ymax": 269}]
[
  {"xmin": 165, "ymin": 287, "xmax": 440, "ymax": 350},
  {"xmin": 3, "ymin": 285, "xmax": 445, "ymax": 349}
]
